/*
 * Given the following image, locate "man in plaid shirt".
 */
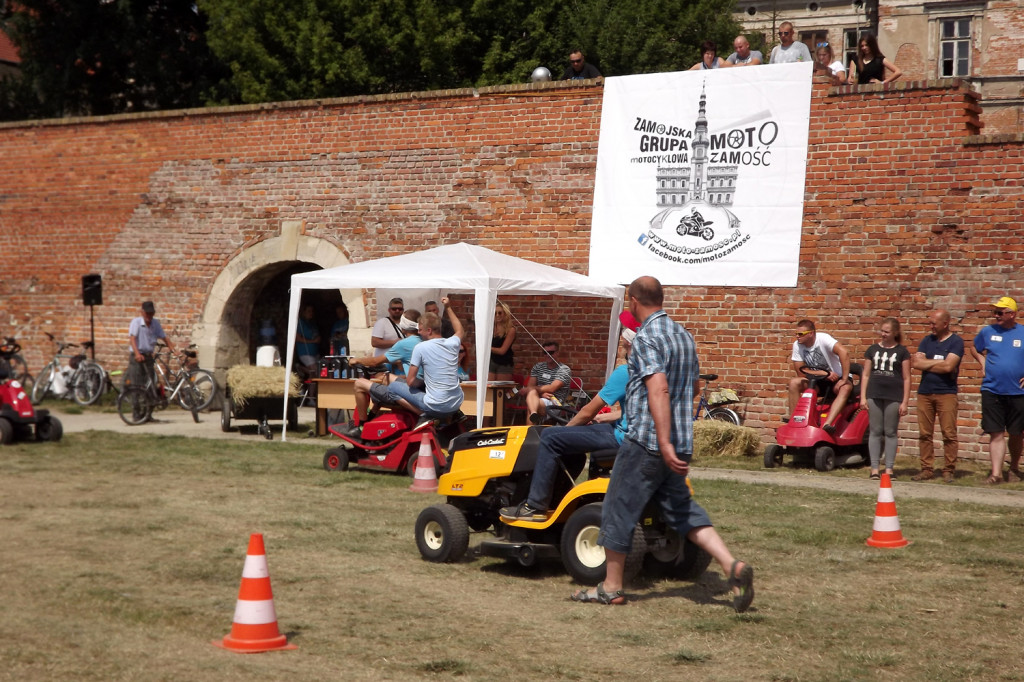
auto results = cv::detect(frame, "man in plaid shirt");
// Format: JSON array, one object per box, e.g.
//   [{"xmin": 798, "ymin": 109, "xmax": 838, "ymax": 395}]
[{"xmin": 571, "ymin": 276, "xmax": 755, "ymax": 611}]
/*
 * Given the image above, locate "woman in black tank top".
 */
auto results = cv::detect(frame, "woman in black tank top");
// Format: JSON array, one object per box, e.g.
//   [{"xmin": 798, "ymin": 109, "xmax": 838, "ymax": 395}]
[{"xmin": 851, "ymin": 33, "xmax": 902, "ymax": 85}]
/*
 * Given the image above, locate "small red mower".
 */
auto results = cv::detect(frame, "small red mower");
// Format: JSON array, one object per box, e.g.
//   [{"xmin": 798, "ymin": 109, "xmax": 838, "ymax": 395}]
[
  {"xmin": 0, "ymin": 339, "xmax": 63, "ymax": 444},
  {"xmin": 322, "ymin": 401, "xmax": 467, "ymax": 477},
  {"xmin": 764, "ymin": 363, "xmax": 868, "ymax": 472}
]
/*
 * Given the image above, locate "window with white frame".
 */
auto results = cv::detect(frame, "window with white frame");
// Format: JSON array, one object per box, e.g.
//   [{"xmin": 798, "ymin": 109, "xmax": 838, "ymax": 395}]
[
  {"xmin": 940, "ymin": 18, "xmax": 971, "ymax": 77},
  {"xmin": 844, "ymin": 29, "xmax": 859, "ymax": 70}
]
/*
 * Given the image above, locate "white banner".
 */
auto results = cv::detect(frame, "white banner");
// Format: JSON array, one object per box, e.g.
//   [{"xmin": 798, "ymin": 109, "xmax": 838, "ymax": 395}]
[{"xmin": 589, "ymin": 63, "xmax": 813, "ymax": 287}]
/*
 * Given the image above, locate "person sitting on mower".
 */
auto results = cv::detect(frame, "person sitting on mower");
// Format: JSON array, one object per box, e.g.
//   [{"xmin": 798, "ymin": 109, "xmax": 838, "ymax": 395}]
[
  {"xmin": 346, "ymin": 301, "xmax": 464, "ymax": 430},
  {"xmin": 788, "ymin": 318, "xmax": 852, "ymax": 434},
  {"xmin": 501, "ymin": 314, "xmax": 639, "ymax": 521},
  {"xmin": 349, "ymin": 311, "xmax": 422, "ymax": 428}
]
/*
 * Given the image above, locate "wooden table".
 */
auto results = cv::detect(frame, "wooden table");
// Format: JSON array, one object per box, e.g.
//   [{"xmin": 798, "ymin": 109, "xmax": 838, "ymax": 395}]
[{"xmin": 312, "ymin": 378, "xmax": 516, "ymax": 435}]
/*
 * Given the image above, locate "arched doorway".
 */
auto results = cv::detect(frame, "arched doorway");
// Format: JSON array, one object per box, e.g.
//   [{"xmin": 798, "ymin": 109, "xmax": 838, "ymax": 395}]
[{"xmin": 193, "ymin": 229, "xmax": 365, "ymax": 377}]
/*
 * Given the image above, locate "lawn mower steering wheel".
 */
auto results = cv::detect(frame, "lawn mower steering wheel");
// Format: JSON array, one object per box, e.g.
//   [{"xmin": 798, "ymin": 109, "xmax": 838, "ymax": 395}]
[{"xmin": 544, "ymin": 404, "xmax": 579, "ymax": 426}]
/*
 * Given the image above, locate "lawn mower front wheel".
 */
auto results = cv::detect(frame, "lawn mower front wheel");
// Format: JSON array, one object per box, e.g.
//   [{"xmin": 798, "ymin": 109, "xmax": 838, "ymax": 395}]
[{"xmin": 415, "ymin": 503, "xmax": 469, "ymax": 563}]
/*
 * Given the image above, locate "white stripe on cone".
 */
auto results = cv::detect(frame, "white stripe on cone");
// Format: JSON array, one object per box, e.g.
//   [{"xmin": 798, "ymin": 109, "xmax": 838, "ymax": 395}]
[
  {"xmin": 232, "ymin": 599, "xmax": 278, "ymax": 624},
  {"xmin": 876, "ymin": 487, "xmax": 894, "ymax": 503},
  {"xmin": 872, "ymin": 515, "xmax": 902, "ymax": 532},
  {"xmin": 241, "ymin": 555, "xmax": 270, "ymax": 579}
]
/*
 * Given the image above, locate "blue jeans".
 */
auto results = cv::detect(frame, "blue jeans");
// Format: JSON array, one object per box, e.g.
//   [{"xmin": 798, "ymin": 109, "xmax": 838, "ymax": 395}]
[
  {"xmin": 598, "ymin": 438, "xmax": 712, "ymax": 555},
  {"xmin": 527, "ymin": 424, "xmax": 619, "ymax": 511}
]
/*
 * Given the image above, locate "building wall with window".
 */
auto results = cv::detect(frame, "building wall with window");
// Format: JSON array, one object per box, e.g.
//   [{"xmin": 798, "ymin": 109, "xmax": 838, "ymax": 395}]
[
  {"xmin": 877, "ymin": 0, "xmax": 1024, "ymax": 132},
  {"xmin": 735, "ymin": 0, "xmax": 1024, "ymax": 132}
]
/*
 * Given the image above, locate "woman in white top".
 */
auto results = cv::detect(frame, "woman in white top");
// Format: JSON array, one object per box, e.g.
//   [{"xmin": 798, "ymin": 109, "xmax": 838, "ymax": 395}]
[{"xmin": 814, "ymin": 44, "xmax": 847, "ymax": 85}]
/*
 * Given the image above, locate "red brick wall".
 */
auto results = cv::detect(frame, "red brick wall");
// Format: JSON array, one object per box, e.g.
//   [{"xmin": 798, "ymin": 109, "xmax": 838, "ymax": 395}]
[{"xmin": 1, "ymin": 77, "xmax": 1021, "ymax": 460}]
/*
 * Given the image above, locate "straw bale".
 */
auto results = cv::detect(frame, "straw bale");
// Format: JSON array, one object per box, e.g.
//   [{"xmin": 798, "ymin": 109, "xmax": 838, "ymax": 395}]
[
  {"xmin": 693, "ymin": 420, "xmax": 762, "ymax": 459},
  {"xmin": 226, "ymin": 365, "xmax": 301, "ymax": 410}
]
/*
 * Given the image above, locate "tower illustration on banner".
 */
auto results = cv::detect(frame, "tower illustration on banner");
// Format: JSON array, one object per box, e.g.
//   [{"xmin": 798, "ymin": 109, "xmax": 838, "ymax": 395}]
[{"xmin": 643, "ymin": 83, "xmax": 745, "ymax": 264}]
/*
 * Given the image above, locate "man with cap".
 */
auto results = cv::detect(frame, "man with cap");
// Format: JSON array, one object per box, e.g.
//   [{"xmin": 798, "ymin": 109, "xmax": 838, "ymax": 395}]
[
  {"xmin": 969, "ymin": 296, "xmax": 1024, "ymax": 484},
  {"xmin": 501, "ymin": 312, "xmax": 639, "ymax": 521},
  {"xmin": 127, "ymin": 300, "xmax": 178, "ymax": 392}
]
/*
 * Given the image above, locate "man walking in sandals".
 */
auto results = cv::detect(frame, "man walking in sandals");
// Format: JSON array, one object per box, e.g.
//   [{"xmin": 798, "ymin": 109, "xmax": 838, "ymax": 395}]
[{"xmin": 571, "ymin": 276, "xmax": 754, "ymax": 610}]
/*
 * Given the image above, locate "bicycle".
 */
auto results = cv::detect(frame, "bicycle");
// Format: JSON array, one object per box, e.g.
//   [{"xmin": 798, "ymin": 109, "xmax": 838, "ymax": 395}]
[
  {"xmin": 694, "ymin": 373, "xmax": 742, "ymax": 425},
  {"xmin": 116, "ymin": 344, "xmax": 217, "ymax": 425},
  {"xmin": 31, "ymin": 333, "xmax": 108, "ymax": 406}
]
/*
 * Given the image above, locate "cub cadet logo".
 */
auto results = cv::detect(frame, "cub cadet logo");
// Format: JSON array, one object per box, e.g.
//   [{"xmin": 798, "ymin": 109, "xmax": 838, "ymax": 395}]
[
  {"xmin": 476, "ymin": 437, "xmax": 505, "ymax": 446},
  {"xmin": 489, "ymin": 449, "xmax": 505, "ymax": 460}
]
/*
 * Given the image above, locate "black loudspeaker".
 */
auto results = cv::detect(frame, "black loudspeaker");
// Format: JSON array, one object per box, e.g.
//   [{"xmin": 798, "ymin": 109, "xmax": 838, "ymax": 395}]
[{"xmin": 82, "ymin": 274, "xmax": 103, "ymax": 306}]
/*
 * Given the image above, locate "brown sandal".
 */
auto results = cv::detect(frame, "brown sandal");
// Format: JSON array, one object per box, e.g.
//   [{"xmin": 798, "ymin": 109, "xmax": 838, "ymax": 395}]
[{"xmin": 985, "ymin": 475, "xmax": 1002, "ymax": 485}]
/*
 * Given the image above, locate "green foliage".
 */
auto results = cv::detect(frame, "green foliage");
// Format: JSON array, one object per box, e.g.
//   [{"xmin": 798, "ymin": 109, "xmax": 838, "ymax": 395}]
[
  {"xmin": 1, "ymin": 0, "xmax": 743, "ymax": 117},
  {"xmin": 0, "ymin": 0, "xmax": 228, "ymax": 119}
]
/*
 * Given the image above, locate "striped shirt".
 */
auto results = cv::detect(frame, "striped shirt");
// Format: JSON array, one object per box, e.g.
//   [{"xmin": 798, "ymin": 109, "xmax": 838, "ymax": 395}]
[{"xmin": 625, "ymin": 310, "xmax": 698, "ymax": 454}]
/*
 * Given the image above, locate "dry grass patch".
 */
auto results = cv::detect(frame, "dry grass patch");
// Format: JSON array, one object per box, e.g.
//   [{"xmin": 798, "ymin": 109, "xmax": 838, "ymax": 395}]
[{"xmin": 1, "ymin": 433, "xmax": 1024, "ymax": 680}]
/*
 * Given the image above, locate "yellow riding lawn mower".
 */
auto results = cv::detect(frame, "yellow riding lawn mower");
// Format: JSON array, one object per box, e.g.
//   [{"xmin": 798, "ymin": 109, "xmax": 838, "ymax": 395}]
[{"xmin": 414, "ymin": 424, "xmax": 712, "ymax": 585}]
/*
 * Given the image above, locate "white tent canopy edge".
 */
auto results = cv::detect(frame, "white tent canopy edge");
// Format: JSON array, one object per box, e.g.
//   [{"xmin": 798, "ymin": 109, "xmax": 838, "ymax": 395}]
[{"xmin": 282, "ymin": 242, "xmax": 625, "ymax": 440}]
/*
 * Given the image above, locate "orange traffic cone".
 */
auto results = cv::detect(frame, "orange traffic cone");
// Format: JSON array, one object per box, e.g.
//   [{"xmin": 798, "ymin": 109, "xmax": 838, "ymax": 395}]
[
  {"xmin": 212, "ymin": 534, "xmax": 297, "ymax": 653},
  {"xmin": 409, "ymin": 433, "xmax": 439, "ymax": 493},
  {"xmin": 866, "ymin": 473, "xmax": 910, "ymax": 548}
]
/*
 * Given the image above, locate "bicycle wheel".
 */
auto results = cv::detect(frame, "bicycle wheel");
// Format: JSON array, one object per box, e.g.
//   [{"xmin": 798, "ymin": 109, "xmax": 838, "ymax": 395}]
[
  {"xmin": 177, "ymin": 369, "xmax": 216, "ymax": 412},
  {"xmin": 708, "ymin": 406, "xmax": 742, "ymax": 426},
  {"xmin": 117, "ymin": 386, "xmax": 154, "ymax": 426},
  {"xmin": 31, "ymin": 363, "xmax": 55, "ymax": 404},
  {"xmin": 73, "ymin": 364, "xmax": 106, "ymax": 406}
]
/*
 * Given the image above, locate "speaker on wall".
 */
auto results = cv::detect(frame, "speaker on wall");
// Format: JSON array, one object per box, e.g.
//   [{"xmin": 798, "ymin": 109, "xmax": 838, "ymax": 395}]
[{"xmin": 82, "ymin": 274, "xmax": 103, "ymax": 306}]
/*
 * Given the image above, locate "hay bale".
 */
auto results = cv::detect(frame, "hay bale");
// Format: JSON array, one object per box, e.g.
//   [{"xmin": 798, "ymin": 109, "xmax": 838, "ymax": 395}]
[
  {"xmin": 226, "ymin": 365, "xmax": 301, "ymax": 410},
  {"xmin": 693, "ymin": 420, "xmax": 762, "ymax": 459}
]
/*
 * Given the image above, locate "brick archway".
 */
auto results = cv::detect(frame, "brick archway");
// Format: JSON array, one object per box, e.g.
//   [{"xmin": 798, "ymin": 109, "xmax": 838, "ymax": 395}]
[{"xmin": 193, "ymin": 223, "xmax": 365, "ymax": 375}]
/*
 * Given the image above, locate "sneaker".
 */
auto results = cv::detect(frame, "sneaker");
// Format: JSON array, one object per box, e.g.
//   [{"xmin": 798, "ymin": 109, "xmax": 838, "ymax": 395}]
[
  {"xmin": 499, "ymin": 501, "xmax": 548, "ymax": 521},
  {"xmin": 529, "ymin": 413, "xmax": 543, "ymax": 425},
  {"xmin": 911, "ymin": 470, "xmax": 934, "ymax": 481},
  {"xmin": 822, "ymin": 423, "xmax": 836, "ymax": 435},
  {"xmin": 336, "ymin": 421, "xmax": 362, "ymax": 437},
  {"xmin": 1008, "ymin": 469, "xmax": 1023, "ymax": 483},
  {"xmin": 942, "ymin": 471, "xmax": 954, "ymax": 483}
]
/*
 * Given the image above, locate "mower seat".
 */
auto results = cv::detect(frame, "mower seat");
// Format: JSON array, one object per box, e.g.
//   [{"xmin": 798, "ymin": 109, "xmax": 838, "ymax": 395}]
[{"xmin": 588, "ymin": 447, "xmax": 619, "ymax": 478}]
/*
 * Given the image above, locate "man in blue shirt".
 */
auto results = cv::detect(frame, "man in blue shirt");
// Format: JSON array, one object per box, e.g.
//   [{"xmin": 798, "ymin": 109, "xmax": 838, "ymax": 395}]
[
  {"xmin": 501, "ymin": 323, "xmax": 636, "ymax": 521},
  {"xmin": 969, "ymin": 296, "xmax": 1024, "ymax": 484},
  {"xmin": 571, "ymin": 276, "xmax": 753, "ymax": 612},
  {"xmin": 911, "ymin": 309, "xmax": 964, "ymax": 483},
  {"xmin": 350, "ymin": 311, "xmax": 421, "ymax": 426}
]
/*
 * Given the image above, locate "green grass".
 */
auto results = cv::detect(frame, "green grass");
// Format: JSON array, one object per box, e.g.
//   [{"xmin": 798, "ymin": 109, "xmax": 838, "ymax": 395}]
[{"xmin": 2, "ymin": 433, "xmax": 1024, "ymax": 681}]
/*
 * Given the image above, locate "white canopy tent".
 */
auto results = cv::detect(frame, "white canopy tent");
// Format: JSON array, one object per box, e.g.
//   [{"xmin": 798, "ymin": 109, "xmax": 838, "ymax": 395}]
[{"xmin": 282, "ymin": 243, "xmax": 625, "ymax": 439}]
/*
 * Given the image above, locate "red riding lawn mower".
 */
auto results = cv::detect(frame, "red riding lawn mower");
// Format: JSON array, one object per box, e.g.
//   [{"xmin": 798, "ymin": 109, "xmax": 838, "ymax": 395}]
[
  {"xmin": 0, "ymin": 339, "xmax": 63, "ymax": 444},
  {"xmin": 764, "ymin": 363, "xmax": 868, "ymax": 472},
  {"xmin": 322, "ymin": 365, "xmax": 468, "ymax": 477}
]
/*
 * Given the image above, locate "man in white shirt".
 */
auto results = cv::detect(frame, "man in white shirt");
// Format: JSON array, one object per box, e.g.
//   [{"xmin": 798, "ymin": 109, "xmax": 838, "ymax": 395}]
[
  {"xmin": 770, "ymin": 22, "xmax": 812, "ymax": 64},
  {"xmin": 788, "ymin": 318, "xmax": 852, "ymax": 433}
]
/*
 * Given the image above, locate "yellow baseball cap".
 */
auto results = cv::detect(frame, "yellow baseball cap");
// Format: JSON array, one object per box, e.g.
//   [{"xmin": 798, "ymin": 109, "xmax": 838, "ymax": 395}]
[{"xmin": 993, "ymin": 296, "xmax": 1018, "ymax": 312}]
